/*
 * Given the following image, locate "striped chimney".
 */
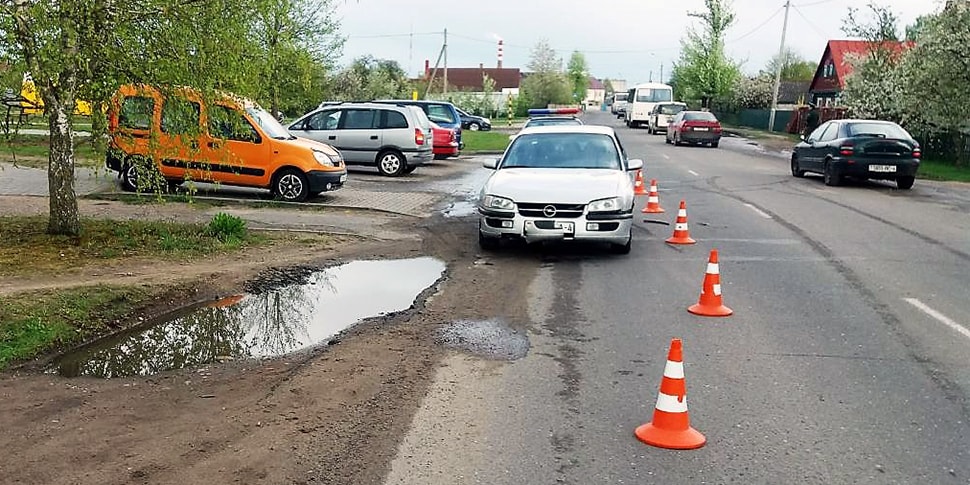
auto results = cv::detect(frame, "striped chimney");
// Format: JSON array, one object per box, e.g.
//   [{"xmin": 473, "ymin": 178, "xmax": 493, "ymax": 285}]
[{"xmin": 497, "ymin": 39, "xmax": 504, "ymax": 69}]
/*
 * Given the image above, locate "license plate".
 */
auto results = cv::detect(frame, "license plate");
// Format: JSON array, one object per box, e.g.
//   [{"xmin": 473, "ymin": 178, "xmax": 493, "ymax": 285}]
[
  {"xmin": 554, "ymin": 221, "xmax": 575, "ymax": 233},
  {"xmin": 693, "ymin": 127, "xmax": 709, "ymax": 131},
  {"xmin": 869, "ymin": 165, "xmax": 897, "ymax": 173},
  {"xmin": 339, "ymin": 174, "xmax": 347, "ymax": 182}
]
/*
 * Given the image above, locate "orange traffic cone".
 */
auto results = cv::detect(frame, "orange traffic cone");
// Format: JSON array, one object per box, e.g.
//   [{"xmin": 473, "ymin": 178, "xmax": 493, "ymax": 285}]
[
  {"xmin": 641, "ymin": 179, "xmax": 665, "ymax": 214},
  {"xmin": 665, "ymin": 200, "xmax": 696, "ymax": 245},
  {"xmin": 633, "ymin": 170, "xmax": 648, "ymax": 196},
  {"xmin": 635, "ymin": 338, "xmax": 706, "ymax": 450},
  {"xmin": 688, "ymin": 249, "xmax": 733, "ymax": 317}
]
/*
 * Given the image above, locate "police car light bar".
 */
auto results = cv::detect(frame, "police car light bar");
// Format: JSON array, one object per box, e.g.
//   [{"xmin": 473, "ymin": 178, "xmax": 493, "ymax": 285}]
[{"xmin": 527, "ymin": 108, "xmax": 581, "ymax": 116}]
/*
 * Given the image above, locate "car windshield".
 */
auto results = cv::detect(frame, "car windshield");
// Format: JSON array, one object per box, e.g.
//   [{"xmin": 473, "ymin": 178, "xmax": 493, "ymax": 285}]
[
  {"xmin": 426, "ymin": 104, "xmax": 457, "ymax": 124},
  {"xmin": 525, "ymin": 118, "xmax": 582, "ymax": 128},
  {"xmin": 846, "ymin": 122, "xmax": 911, "ymax": 139},
  {"xmin": 614, "ymin": 93, "xmax": 628, "ymax": 102},
  {"xmin": 247, "ymin": 107, "xmax": 292, "ymax": 139},
  {"xmin": 684, "ymin": 112, "xmax": 718, "ymax": 121},
  {"xmin": 501, "ymin": 133, "xmax": 621, "ymax": 170},
  {"xmin": 660, "ymin": 104, "xmax": 686, "ymax": 115}
]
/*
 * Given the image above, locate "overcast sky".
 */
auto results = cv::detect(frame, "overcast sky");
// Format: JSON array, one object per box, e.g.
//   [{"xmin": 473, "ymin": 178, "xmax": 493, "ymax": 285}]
[{"xmin": 333, "ymin": 0, "xmax": 941, "ymax": 85}]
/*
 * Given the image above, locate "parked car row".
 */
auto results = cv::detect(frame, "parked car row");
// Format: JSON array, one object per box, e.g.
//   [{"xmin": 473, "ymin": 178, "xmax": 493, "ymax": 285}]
[{"xmin": 103, "ymin": 84, "xmax": 475, "ymax": 202}]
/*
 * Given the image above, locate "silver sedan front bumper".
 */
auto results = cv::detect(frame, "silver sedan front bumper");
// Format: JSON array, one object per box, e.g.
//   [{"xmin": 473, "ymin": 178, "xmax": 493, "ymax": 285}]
[{"xmin": 479, "ymin": 207, "xmax": 632, "ymax": 245}]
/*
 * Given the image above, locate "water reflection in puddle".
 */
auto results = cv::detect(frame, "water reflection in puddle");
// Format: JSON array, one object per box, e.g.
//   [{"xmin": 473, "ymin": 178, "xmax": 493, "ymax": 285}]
[{"xmin": 49, "ymin": 257, "xmax": 446, "ymax": 378}]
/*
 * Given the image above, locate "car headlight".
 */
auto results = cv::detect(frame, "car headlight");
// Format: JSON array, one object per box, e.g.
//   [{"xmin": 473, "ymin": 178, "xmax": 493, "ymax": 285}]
[
  {"xmin": 482, "ymin": 195, "xmax": 514, "ymax": 211},
  {"xmin": 588, "ymin": 197, "xmax": 620, "ymax": 213},
  {"xmin": 483, "ymin": 118, "xmax": 491, "ymax": 124},
  {"xmin": 313, "ymin": 150, "xmax": 340, "ymax": 167}
]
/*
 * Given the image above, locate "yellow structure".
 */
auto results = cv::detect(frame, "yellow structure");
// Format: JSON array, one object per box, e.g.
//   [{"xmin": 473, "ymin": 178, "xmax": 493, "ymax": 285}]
[{"xmin": 20, "ymin": 73, "xmax": 93, "ymax": 116}]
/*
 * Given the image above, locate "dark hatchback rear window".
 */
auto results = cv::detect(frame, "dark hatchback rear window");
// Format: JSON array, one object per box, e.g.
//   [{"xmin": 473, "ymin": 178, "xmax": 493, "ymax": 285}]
[{"xmin": 846, "ymin": 122, "xmax": 911, "ymax": 139}]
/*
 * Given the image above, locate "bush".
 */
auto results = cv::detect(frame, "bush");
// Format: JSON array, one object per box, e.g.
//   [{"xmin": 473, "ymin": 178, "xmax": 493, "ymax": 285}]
[{"xmin": 207, "ymin": 212, "xmax": 247, "ymax": 242}]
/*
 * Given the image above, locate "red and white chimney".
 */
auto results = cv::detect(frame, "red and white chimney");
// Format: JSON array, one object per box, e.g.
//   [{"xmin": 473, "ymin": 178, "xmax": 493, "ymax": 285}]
[
  {"xmin": 424, "ymin": 59, "xmax": 430, "ymax": 78},
  {"xmin": 497, "ymin": 39, "xmax": 504, "ymax": 69}
]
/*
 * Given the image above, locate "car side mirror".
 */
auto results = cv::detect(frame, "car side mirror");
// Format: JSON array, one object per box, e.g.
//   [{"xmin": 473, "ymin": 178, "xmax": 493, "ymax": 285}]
[
  {"xmin": 627, "ymin": 158, "xmax": 644, "ymax": 171},
  {"xmin": 483, "ymin": 158, "xmax": 498, "ymax": 170}
]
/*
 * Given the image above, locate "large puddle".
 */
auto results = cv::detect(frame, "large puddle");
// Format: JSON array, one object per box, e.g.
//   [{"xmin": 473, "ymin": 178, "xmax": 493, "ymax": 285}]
[{"xmin": 48, "ymin": 257, "xmax": 446, "ymax": 378}]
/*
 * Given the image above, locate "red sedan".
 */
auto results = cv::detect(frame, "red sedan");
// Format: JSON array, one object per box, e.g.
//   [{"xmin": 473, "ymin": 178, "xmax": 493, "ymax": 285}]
[
  {"xmin": 666, "ymin": 110, "xmax": 723, "ymax": 148},
  {"xmin": 431, "ymin": 122, "xmax": 460, "ymax": 159}
]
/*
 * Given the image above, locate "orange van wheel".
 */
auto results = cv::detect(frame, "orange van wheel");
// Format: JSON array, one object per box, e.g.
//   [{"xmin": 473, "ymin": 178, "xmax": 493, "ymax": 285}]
[{"xmin": 272, "ymin": 168, "xmax": 310, "ymax": 202}]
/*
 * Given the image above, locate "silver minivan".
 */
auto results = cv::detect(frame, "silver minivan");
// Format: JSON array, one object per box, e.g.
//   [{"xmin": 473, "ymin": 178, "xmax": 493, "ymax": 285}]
[{"xmin": 288, "ymin": 102, "xmax": 433, "ymax": 176}]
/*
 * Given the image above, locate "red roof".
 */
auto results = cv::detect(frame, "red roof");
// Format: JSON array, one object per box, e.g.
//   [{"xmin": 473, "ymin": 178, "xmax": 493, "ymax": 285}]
[
  {"xmin": 588, "ymin": 77, "xmax": 605, "ymax": 90},
  {"xmin": 810, "ymin": 39, "xmax": 914, "ymax": 92}
]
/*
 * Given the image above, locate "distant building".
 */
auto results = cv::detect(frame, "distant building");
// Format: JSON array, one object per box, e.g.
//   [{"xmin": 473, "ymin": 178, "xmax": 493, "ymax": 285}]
[
  {"xmin": 605, "ymin": 79, "xmax": 627, "ymax": 93},
  {"xmin": 809, "ymin": 39, "xmax": 913, "ymax": 106},
  {"xmin": 585, "ymin": 77, "xmax": 606, "ymax": 108}
]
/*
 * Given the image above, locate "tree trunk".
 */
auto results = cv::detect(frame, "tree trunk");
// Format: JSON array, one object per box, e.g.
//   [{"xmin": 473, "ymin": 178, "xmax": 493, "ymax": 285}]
[{"xmin": 46, "ymin": 96, "xmax": 81, "ymax": 236}]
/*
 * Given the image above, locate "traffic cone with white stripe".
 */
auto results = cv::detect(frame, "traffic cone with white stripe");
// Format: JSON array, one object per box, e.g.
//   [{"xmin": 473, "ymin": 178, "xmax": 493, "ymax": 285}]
[
  {"xmin": 634, "ymin": 338, "xmax": 706, "ymax": 450},
  {"xmin": 688, "ymin": 249, "xmax": 733, "ymax": 317},
  {"xmin": 665, "ymin": 200, "xmax": 696, "ymax": 245},
  {"xmin": 641, "ymin": 179, "xmax": 665, "ymax": 214},
  {"xmin": 633, "ymin": 170, "xmax": 648, "ymax": 196}
]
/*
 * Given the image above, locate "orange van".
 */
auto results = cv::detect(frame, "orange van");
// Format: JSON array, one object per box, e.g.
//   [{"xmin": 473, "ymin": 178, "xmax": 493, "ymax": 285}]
[{"xmin": 106, "ymin": 84, "xmax": 346, "ymax": 202}]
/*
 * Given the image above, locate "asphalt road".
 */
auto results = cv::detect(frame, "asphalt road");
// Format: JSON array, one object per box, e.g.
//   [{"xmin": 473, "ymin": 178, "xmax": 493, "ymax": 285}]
[{"xmin": 383, "ymin": 111, "xmax": 970, "ymax": 484}]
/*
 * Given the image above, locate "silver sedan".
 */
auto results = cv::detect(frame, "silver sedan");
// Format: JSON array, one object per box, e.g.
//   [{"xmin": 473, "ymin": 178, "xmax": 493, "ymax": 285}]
[{"xmin": 477, "ymin": 125, "xmax": 643, "ymax": 254}]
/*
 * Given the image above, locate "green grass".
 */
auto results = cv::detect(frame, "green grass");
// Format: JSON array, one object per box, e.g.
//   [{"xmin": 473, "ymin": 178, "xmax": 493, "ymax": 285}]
[
  {"xmin": 1, "ymin": 134, "xmax": 101, "ymax": 168},
  {"xmin": 0, "ymin": 216, "xmax": 270, "ymax": 277},
  {"xmin": 722, "ymin": 124, "xmax": 801, "ymax": 143},
  {"xmin": 0, "ymin": 285, "xmax": 157, "ymax": 369},
  {"xmin": 917, "ymin": 159, "xmax": 970, "ymax": 183},
  {"xmin": 463, "ymin": 130, "xmax": 511, "ymax": 153}
]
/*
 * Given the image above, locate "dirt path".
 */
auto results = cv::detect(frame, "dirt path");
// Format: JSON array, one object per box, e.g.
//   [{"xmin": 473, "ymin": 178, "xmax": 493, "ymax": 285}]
[{"xmin": 0, "ymin": 195, "xmax": 539, "ymax": 484}]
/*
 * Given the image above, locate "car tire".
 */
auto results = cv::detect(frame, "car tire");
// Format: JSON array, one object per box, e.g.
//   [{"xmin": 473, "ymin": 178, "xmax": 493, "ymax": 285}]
[
  {"xmin": 896, "ymin": 176, "xmax": 915, "ymax": 190},
  {"xmin": 120, "ymin": 163, "xmax": 140, "ymax": 192},
  {"xmin": 711, "ymin": 141, "xmax": 719, "ymax": 148},
  {"xmin": 376, "ymin": 150, "xmax": 406, "ymax": 177},
  {"xmin": 674, "ymin": 134, "xmax": 682, "ymax": 146},
  {"xmin": 469, "ymin": 122, "xmax": 481, "ymax": 131},
  {"xmin": 272, "ymin": 168, "xmax": 310, "ymax": 202},
  {"xmin": 610, "ymin": 233, "xmax": 632, "ymax": 255},
  {"xmin": 791, "ymin": 156, "xmax": 805, "ymax": 178},
  {"xmin": 478, "ymin": 230, "xmax": 499, "ymax": 251},
  {"xmin": 823, "ymin": 160, "xmax": 842, "ymax": 187},
  {"xmin": 665, "ymin": 135, "xmax": 672, "ymax": 144}
]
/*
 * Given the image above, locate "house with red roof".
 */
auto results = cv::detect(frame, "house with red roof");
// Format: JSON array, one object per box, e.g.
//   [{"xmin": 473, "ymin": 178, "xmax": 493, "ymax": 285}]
[
  {"xmin": 585, "ymin": 77, "xmax": 606, "ymax": 109},
  {"xmin": 809, "ymin": 39, "xmax": 914, "ymax": 107}
]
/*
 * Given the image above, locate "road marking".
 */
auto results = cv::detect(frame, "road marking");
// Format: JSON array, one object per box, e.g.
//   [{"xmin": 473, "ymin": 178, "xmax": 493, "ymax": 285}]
[
  {"xmin": 663, "ymin": 154, "xmax": 670, "ymax": 160},
  {"xmin": 687, "ymin": 170, "xmax": 699, "ymax": 176},
  {"xmin": 904, "ymin": 298, "xmax": 970, "ymax": 341},
  {"xmin": 743, "ymin": 203, "xmax": 772, "ymax": 219}
]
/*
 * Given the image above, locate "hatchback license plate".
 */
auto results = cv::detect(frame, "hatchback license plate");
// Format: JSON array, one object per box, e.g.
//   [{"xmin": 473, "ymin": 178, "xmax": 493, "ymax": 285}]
[
  {"xmin": 693, "ymin": 127, "xmax": 709, "ymax": 131},
  {"xmin": 554, "ymin": 221, "xmax": 575, "ymax": 233},
  {"xmin": 869, "ymin": 165, "xmax": 897, "ymax": 173}
]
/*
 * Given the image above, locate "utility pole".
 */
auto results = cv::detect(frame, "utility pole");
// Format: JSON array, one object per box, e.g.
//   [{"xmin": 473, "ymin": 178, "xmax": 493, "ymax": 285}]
[
  {"xmin": 768, "ymin": 0, "xmax": 792, "ymax": 132},
  {"xmin": 649, "ymin": 70, "xmax": 653, "ymax": 83},
  {"xmin": 660, "ymin": 62, "xmax": 664, "ymax": 84},
  {"xmin": 443, "ymin": 28, "xmax": 449, "ymax": 95}
]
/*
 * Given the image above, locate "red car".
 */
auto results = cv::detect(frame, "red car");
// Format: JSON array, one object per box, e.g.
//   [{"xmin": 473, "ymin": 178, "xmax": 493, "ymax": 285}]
[
  {"xmin": 666, "ymin": 110, "xmax": 723, "ymax": 148},
  {"xmin": 431, "ymin": 121, "xmax": 460, "ymax": 159}
]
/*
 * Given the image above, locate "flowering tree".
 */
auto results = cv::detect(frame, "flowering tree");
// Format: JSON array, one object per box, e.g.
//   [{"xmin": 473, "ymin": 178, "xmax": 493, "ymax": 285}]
[
  {"xmin": 732, "ymin": 75, "xmax": 774, "ymax": 109},
  {"xmin": 897, "ymin": 1, "xmax": 970, "ymax": 150}
]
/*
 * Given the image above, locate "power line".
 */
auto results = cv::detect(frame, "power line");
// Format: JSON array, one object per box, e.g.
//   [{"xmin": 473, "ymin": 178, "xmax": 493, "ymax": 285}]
[
  {"xmin": 346, "ymin": 31, "xmax": 440, "ymax": 39},
  {"xmin": 793, "ymin": 0, "xmax": 839, "ymax": 7},
  {"xmin": 727, "ymin": 6, "xmax": 784, "ymax": 43},
  {"xmin": 792, "ymin": 5, "xmax": 831, "ymax": 39}
]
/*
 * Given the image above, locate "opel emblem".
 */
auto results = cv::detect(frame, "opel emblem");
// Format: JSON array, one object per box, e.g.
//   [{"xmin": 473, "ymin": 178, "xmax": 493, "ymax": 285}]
[{"xmin": 542, "ymin": 205, "xmax": 557, "ymax": 218}]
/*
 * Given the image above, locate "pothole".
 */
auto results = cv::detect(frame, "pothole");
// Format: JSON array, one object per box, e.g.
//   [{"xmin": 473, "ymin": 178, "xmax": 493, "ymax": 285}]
[
  {"xmin": 48, "ymin": 257, "xmax": 446, "ymax": 378},
  {"xmin": 436, "ymin": 319, "xmax": 530, "ymax": 360}
]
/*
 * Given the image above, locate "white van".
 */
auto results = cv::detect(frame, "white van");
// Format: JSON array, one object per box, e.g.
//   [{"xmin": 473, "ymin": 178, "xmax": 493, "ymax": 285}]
[
  {"xmin": 610, "ymin": 92, "xmax": 629, "ymax": 117},
  {"xmin": 624, "ymin": 82, "xmax": 674, "ymax": 128}
]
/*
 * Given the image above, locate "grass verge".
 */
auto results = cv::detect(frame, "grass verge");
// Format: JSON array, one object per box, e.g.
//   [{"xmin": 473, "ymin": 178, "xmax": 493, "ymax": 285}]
[
  {"xmin": 0, "ymin": 285, "xmax": 160, "ymax": 369},
  {"xmin": 917, "ymin": 159, "xmax": 970, "ymax": 183},
  {"xmin": 1, "ymin": 134, "xmax": 101, "ymax": 168},
  {"xmin": 463, "ymin": 130, "xmax": 511, "ymax": 153},
  {"xmin": 0, "ymin": 215, "xmax": 271, "ymax": 277}
]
